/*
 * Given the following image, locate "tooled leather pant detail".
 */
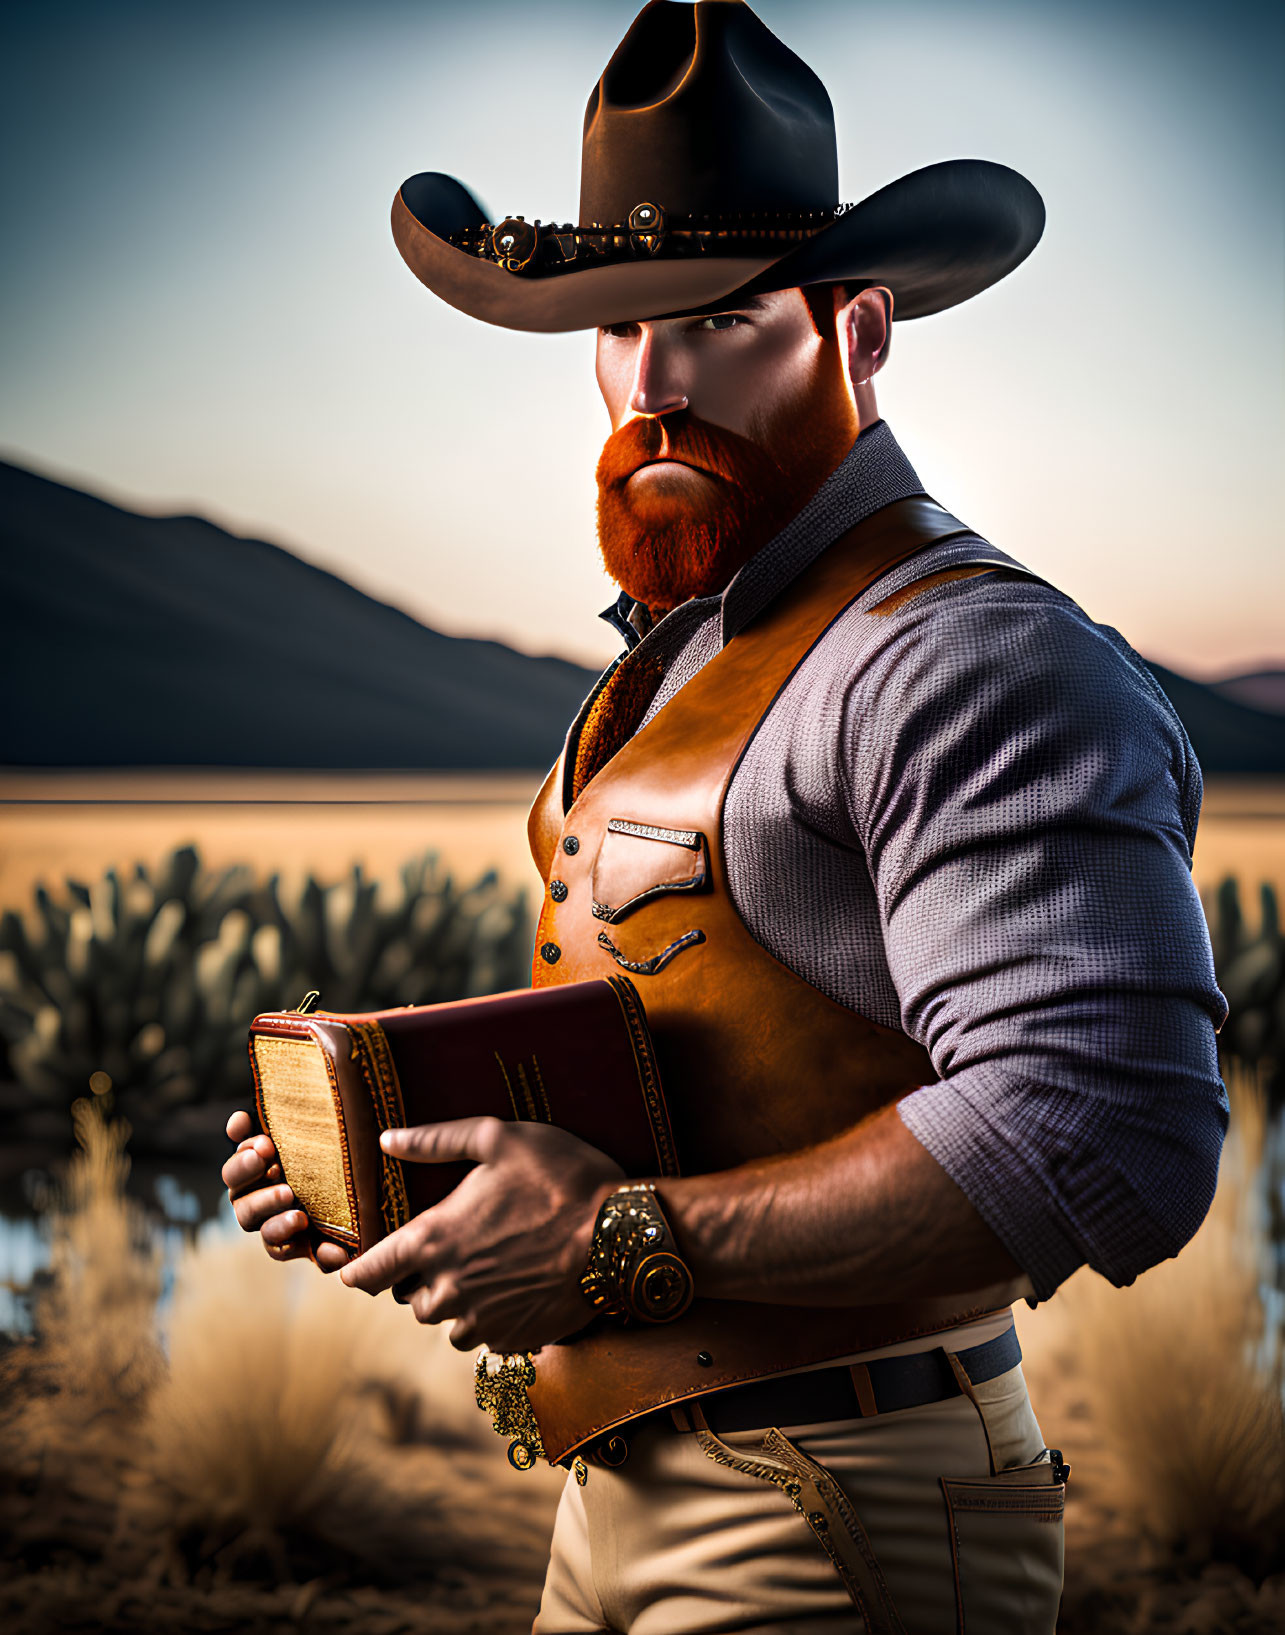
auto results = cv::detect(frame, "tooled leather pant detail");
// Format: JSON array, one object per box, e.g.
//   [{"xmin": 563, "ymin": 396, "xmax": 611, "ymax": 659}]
[{"xmin": 690, "ymin": 1403, "xmax": 906, "ymax": 1634}]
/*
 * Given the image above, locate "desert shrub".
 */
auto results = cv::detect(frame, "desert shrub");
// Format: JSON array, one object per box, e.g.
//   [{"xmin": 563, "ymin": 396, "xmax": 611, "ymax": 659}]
[
  {"xmin": 1206, "ymin": 877, "xmax": 1285, "ymax": 1294},
  {"xmin": 1, "ymin": 1096, "xmax": 562, "ymax": 1627},
  {"xmin": 0, "ymin": 1097, "xmax": 164, "ymax": 1568},
  {"xmin": 33, "ymin": 1096, "xmax": 165, "ymax": 1410},
  {"xmin": 1020, "ymin": 1062, "xmax": 1284, "ymax": 1594},
  {"xmin": 1206, "ymin": 876, "xmax": 1283, "ymax": 1103},
  {"xmin": 0, "ymin": 846, "xmax": 531, "ymax": 1153}
]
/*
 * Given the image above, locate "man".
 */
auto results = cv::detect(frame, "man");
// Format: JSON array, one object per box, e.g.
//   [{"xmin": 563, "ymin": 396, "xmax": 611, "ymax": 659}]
[{"xmin": 224, "ymin": 3, "xmax": 1228, "ymax": 1630}]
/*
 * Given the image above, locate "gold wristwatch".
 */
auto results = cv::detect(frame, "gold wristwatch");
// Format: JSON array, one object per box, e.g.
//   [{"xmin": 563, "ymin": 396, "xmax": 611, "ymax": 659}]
[{"xmin": 580, "ymin": 1182, "xmax": 695, "ymax": 1324}]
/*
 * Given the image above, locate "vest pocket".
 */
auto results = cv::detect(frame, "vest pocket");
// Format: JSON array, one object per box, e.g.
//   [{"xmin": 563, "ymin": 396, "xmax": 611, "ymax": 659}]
[
  {"xmin": 590, "ymin": 818, "xmax": 709, "ymax": 924},
  {"xmin": 939, "ymin": 1455, "xmax": 1065, "ymax": 1634}
]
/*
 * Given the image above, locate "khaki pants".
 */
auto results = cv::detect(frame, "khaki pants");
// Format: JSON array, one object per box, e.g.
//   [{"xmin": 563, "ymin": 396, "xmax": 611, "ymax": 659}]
[{"xmin": 534, "ymin": 1360, "xmax": 1064, "ymax": 1634}]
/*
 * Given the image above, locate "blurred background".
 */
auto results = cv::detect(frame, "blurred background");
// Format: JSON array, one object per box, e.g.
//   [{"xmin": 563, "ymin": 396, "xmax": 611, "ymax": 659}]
[{"xmin": 1, "ymin": 1, "xmax": 1282, "ymax": 1631}]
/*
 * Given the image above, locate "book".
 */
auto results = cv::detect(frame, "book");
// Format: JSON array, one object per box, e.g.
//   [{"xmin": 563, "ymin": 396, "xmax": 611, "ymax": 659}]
[{"xmin": 247, "ymin": 976, "xmax": 677, "ymax": 1257}]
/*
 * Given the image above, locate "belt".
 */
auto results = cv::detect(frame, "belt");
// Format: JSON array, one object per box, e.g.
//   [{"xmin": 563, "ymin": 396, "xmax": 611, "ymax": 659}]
[{"xmin": 691, "ymin": 1324, "xmax": 1022, "ymax": 1435}]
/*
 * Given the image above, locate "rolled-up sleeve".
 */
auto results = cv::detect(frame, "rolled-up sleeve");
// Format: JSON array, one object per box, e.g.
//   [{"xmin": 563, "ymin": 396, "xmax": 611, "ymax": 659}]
[{"xmin": 846, "ymin": 592, "xmax": 1230, "ymax": 1300}]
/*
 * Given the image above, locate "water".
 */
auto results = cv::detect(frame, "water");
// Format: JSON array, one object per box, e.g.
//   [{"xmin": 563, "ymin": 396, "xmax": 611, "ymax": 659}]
[{"xmin": 0, "ymin": 1153, "xmax": 239, "ymax": 1338}]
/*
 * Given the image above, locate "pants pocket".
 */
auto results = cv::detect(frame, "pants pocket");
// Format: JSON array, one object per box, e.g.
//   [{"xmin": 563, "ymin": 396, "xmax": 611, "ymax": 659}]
[
  {"xmin": 692, "ymin": 1410, "xmax": 907, "ymax": 1635},
  {"xmin": 939, "ymin": 1454, "xmax": 1065, "ymax": 1635}
]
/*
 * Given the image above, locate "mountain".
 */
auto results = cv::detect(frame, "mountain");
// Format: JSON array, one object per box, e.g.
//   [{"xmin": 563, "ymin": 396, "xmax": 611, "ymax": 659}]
[
  {"xmin": 0, "ymin": 460, "xmax": 599, "ymax": 769},
  {"xmin": 1207, "ymin": 668, "xmax": 1285, "ymax": 716},
  {"xmin": 1, "ymin": 458, "xmax": 1281, "ymax": 773},
  {"xmin": 1144, "ymin": 663, "xmax": 1285, "ymax": 776}
]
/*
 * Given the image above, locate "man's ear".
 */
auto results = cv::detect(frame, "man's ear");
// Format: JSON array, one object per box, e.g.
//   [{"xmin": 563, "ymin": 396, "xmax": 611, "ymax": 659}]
[
  {"xmin": 839, "ymin": 285, "xmax": 893, "ymax": 389},
  {"xmin": 872, "ymin": 287, "xmax": 892, "ymax": 372}
]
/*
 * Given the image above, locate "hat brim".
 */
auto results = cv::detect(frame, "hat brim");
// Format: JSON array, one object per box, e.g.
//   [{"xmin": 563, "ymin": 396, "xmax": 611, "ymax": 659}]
[
  {"xmin": 719, "ymin": 159, "xmax": 1046, "ymax": 320},
  {"xmin": 391, "ymin": 174, "xmax": 780, "ymax": 334},
  {"xmin": 392, "ymin": 159, "xmax": 1044, "ymax": 333}
]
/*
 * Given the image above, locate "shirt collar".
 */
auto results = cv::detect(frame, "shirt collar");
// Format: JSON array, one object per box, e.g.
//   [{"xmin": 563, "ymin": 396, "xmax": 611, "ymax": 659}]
[
  {"xmin": 599, "ymin": 588, "xmax": 653, "ymax": 652},
  {"xmin": 598, "ymin": 418, "xmax": 926, "ymax": 654}
]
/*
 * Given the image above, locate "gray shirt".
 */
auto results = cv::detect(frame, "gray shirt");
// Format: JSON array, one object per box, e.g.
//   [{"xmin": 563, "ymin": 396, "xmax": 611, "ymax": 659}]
[{"xmin": 590, "ymin": 418, "xmax": 1229, "ymax": 1302}]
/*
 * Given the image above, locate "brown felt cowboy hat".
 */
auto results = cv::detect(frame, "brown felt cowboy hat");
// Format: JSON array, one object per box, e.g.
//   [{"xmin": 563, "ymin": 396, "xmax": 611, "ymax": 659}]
[{"xmin": 391, "ymin": 0, "xmax": 1045, "ymax": 333}]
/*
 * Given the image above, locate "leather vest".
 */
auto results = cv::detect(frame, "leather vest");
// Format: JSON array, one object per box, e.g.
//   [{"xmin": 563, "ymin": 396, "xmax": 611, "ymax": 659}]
[{"xmin": 524, "ymin": 496, "xmax": 1028, "ymax": 1466}]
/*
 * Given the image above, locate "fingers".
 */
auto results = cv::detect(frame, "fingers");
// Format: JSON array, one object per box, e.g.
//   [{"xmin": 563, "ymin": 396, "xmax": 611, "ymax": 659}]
[
  {"xmin": 392, "ymin": 1273, "xmax": 426, "ymax": 1305},
  {"xmin": 408, "ymin": 1277, "xmax": 456, "ymax": 1325},
  {"xmin": 226, "ymin": 1109, "xmax": 253, "ymax": 1143},
  {"xmin": 263, "ymin": 1237, "xmax": 313, "ymax": 1264},
  {"xmin": 400, "ymin": 1278, "xmax": 487, "ymax": 1351},
  {"xmin": 232, "ymin": 1183, "xmax": 295, "ymax": 1229},
  {"xmin": 407, "ymin": 1278, "xmax": 477, "ymax": 1345},
  {"xmin": 236, "ymin": 1134, "xmax": 279, "ymax": 1172},
  {"xmin": 221, "ymin": 1135, "xmax": 282, "ymax": 1196},
  {"xmin": 448, "ymin": 1318, "xmax": 479, "ymax": 1351},
  {"xmin": 262, "ymin": 1230, "xmax": 349, "ymax": 1272},
  {"xmin": 380, "ymin": 1116, "xmax": 506, "ymax": 1167},
  {"xmin": 341, "ymin": 1214, "xmax": 439, "ymax": 1296},
  {"xmin": 224, "ymin": 1109, "xmax": 346, "ymax": 1270},
  {"xmin": 260, "ymin": 1207, "xmax": 309, "ymax": 1247}
]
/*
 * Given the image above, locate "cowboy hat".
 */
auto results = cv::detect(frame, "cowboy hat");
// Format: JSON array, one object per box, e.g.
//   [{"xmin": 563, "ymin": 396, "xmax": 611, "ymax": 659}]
[{"xmin": 391, "ymin": 0, "xmax": 1044, "ymax": 333}]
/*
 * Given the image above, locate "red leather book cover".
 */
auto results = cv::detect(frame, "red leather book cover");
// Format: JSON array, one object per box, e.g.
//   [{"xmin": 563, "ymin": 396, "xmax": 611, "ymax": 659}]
[{"xmin": 247, "ymin": 975, "xmax": 676, "ymax": 1255}]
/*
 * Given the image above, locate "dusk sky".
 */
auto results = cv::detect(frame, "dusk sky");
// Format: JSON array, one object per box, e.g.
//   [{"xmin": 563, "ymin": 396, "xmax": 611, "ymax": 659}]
[{"xmin": 2, "ymin": 0, "xmax": 1281, "ymax": 674}]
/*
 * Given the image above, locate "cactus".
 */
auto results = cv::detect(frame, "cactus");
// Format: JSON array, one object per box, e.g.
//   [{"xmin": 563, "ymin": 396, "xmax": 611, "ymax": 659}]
[
  {"xmin": 0, "ymin": 846, "xmax": 531, "ymax": 1155},
  {"xmin": 2, "ymin": 848, "xmax": 1281, "ymax": 1154}
]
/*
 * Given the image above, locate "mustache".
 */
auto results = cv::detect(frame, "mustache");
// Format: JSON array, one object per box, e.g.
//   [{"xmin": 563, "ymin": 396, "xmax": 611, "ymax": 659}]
[{"xmin": 595, "ymin": 410, "xmax": 784, "ymax": 491}]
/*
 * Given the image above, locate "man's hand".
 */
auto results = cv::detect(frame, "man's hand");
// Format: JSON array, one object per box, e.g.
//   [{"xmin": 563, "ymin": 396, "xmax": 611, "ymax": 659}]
[
  {"xmin": 221, "ymin": 1109, "xmax": 350, "ymax": 1272},
  {"xmin": 340, "ymin": 1117, "xmax": 624, "ymax": 1352}
]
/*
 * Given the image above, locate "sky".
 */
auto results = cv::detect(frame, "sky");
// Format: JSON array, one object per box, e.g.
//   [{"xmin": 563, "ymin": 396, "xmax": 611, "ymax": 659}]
[{"xmin": 1, "ymin": 0, "xmax": 1281, "ymax": 675}]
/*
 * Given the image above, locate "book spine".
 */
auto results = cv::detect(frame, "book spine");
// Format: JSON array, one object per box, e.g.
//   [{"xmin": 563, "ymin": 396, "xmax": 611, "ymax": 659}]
[
  {"xmin": 347, "ymin": 1018, "xmax": 412, "ymax": 1237},
  {"xmin": 606, "ymin": 976, "xmax": 681, "ymax": 1178}
]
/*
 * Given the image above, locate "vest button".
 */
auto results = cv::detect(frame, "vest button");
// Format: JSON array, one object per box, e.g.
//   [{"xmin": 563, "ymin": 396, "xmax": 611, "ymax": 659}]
[
  {"xmin": 540, "ymin": 942, "xmax": 562, "ymax": 965},
  {"xmin": 549, "ymin": 879, "xmax": 568, "ymax": 903},
  {"xmin": 563, "ymin": 835, "xmax": 580, "ymax": 855}
]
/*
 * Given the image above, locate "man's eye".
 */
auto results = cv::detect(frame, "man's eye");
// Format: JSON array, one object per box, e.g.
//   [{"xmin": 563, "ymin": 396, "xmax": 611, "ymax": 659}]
[
  {"xmin": 600, "ymin": 322, "xmax": 638, "ymax": 338},
  {"xmin": 695, "ymin": 314, "xmax": 742, "ymax": 332}
]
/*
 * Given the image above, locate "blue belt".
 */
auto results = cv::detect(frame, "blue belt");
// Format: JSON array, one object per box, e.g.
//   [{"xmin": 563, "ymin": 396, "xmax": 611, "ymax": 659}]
[{"xmin": 696, "ymin": 1324, "xmax": 1022, "ymax": 1434}]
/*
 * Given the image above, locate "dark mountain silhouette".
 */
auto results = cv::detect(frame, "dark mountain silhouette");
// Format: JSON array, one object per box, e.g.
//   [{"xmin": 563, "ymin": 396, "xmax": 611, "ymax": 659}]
[
  {"xmin": 1207, "ymin": 668, "xmax": 1285, "ymax": 716},
  {"xmin": 1, "ymin": 458, "xmax": 1281, "ymax": 773},
  {"xmin": 1143, "ymin": 663, "xmax": 1285, "ymax": 776},
  {"xmin": 0, "ymin": 460, "xmax": 599, "ymax": 768}
]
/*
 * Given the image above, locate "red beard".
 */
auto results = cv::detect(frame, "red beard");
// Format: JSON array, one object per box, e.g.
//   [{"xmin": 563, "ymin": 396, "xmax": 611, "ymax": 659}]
[{"xmin": 595, "ymin": 381, "xmax": 856, "ymax": 611}]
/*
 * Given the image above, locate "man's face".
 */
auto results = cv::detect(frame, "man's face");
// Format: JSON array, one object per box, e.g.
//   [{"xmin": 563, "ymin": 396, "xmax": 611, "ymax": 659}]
[{"xmin": 594, "ymin": 287, "xmax": 859, "ymax": 612}]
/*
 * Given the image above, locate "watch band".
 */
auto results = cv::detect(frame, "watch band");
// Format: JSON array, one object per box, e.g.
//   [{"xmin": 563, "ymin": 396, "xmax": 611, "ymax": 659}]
[{"xmin": 581, "ymin": 1182, "xmax": 695, "ymax": 1325}]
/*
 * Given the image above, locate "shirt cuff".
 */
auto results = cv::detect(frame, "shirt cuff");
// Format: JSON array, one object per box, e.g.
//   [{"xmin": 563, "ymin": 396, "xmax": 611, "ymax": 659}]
[{"xmin": 896, "ymin": 1081, "xmax": 1085, "ymax": 1302}]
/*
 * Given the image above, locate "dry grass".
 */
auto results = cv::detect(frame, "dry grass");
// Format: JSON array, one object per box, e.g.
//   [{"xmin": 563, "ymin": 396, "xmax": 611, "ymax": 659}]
[
  {"xmin": 135, "ymin": 1229, "xmax": 559, "ymax": 1586},
  {"xmin": 0, "ymin": 1098, "xmax": 166, "ymax": 1579},
  {"xmin": 4, "ymin": 1073, "xmax": 1284, "ymax": 1630},
  {"xmin": 142, "ymin": 1240, "xmax": 387, "ymax": 1575},
  {"xmin": 1020, "ymin": 1063, "xmax": 1285, "ymax": 1629},
  {"xmin": 32, "ymin": 1095, "xmax": 164, "ymax": 1414},
  {"xmin": 0, "ymin": 1096, "xmax": 562, "ymax": 1633}
]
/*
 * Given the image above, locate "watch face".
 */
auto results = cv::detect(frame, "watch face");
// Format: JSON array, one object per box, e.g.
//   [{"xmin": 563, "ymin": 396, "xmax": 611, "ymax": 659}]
[{"xmin": 632, "ymin": 1251, "xmax": 695, "ymax": 1322}]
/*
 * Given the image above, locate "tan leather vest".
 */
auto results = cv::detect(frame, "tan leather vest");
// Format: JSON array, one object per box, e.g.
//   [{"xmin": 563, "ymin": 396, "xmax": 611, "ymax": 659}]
[{"xmin": 525, "ymin": 496, "xmax": 1026, "ymax": 1465}]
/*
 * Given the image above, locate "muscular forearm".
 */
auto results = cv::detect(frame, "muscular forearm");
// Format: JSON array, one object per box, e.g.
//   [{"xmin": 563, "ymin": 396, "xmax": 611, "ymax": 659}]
[
  {"xmin": 331, "ymin": 1101, "xmax": 1027, "ymax": 1355},
  {"xmin": 659, "ymin": 1102, "xmax": 1024, "ymax": 1306}
]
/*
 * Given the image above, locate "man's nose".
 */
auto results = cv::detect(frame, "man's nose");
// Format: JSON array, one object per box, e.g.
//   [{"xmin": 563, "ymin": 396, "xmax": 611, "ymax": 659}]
[{"xmin": 629, "ymin": 329, "xmax": 689, "ymax": 417}]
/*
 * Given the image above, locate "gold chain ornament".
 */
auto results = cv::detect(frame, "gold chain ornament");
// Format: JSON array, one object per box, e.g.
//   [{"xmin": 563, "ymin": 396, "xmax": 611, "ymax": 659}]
[
  {"xmin": 474, "ymin": 1348, "xmax": 546, "ymax": 1471},
  {"xmin": 474, "ymin": 1185, "xmax": 693, "ymax": 1478}
]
